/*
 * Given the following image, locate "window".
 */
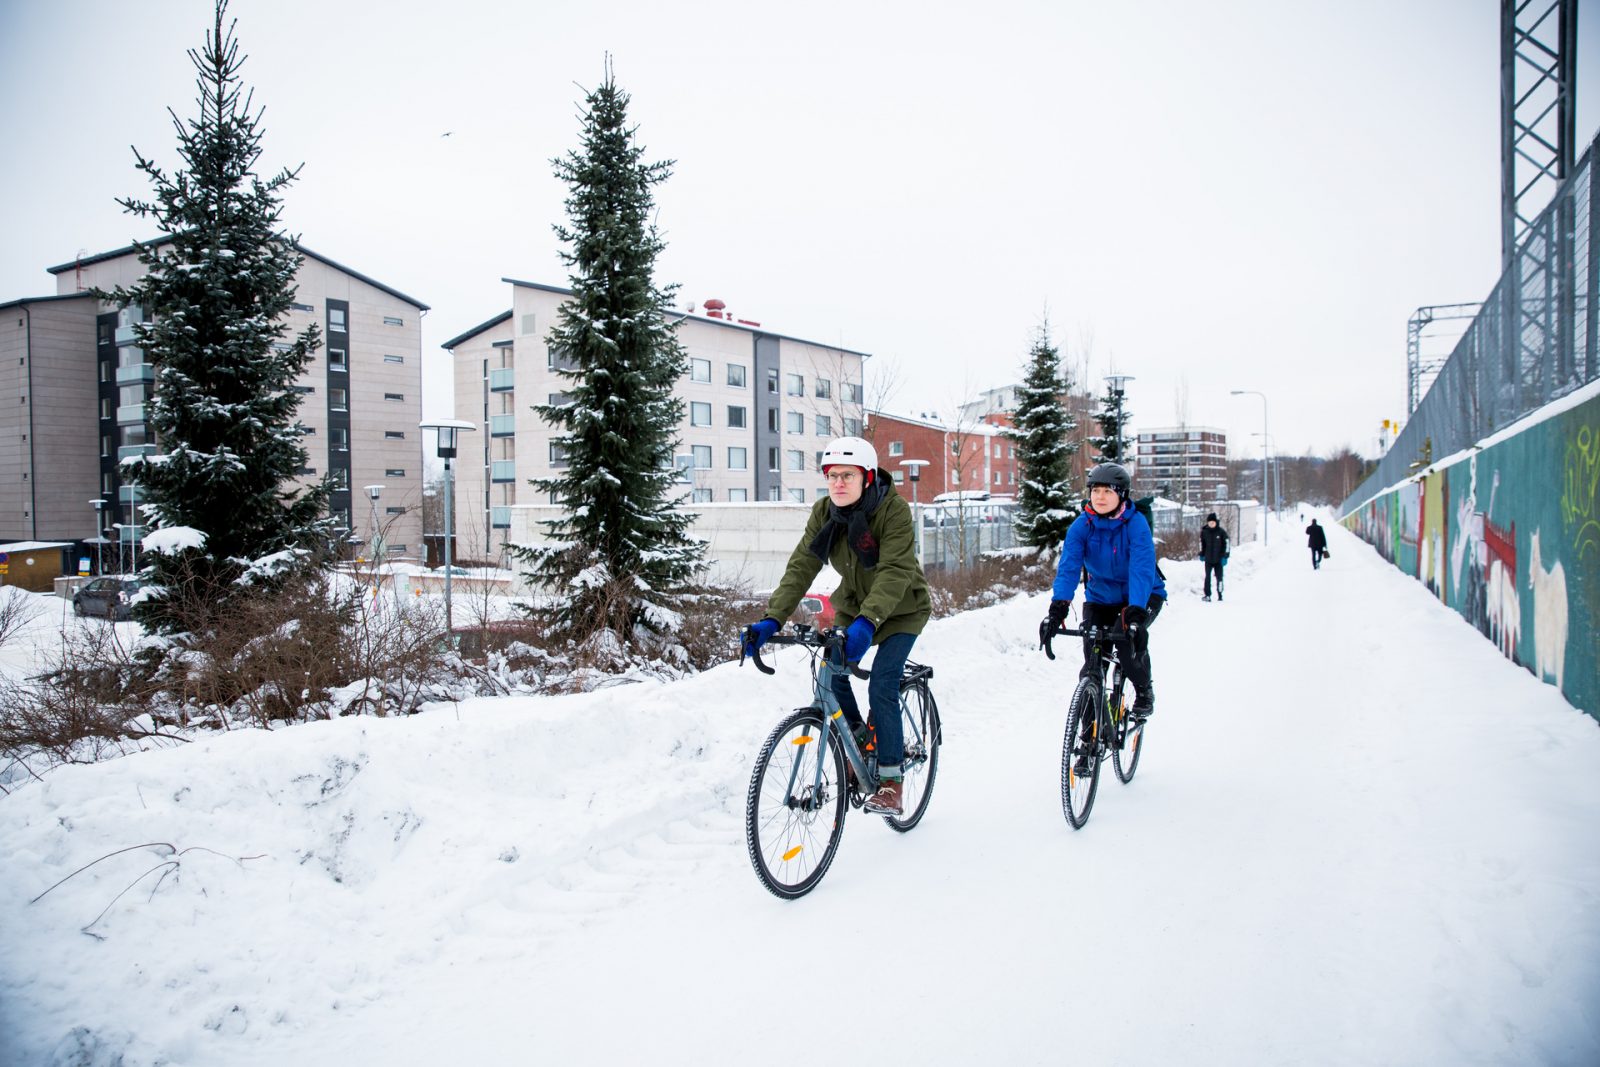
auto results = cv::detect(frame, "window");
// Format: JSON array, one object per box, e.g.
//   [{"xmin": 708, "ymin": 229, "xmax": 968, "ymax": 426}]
[
  {"xmin": 787, "ymin": 411, "xmax": 803, "ymax": 434},
  {"xmin": 843, "ymin": 417, "xmax": 862, "ymax": 436},
  {"xmin": 767, "ymin": 409, "xmax": 779, "ymax": 432},
  {"xmin": 842, "ymin": 382, "xmax": 863, "ymax": 403},
  {"xmin": 727, "ymin": 405, "xmax": 746, "ymax": 428},
  {"xmin": 384, "ymin": 392, "xmax": 404, "ymax": 402},
  {"xmin": 291, "ymin": 302, "xmax": 314, "ymax": 313},
  {"xmin": 329, "ymin": 348, "xmax": 348, "ymax": 372},
  {"xmin": 547, "ymin": 392, "xmax": 572, "ymax": 407},
  {"xmin": 814, "ymin": 450, "xmax": 824, "ymax": 469},
  {"xmin": 767, "ymin": 447, "xmax": 779, "ymax": 472},
  {"xmin": 100, "ymin": 434, "xmax": 114, "ymax": 457},
  {"xmin": 727, "ymin": 363, "xmax": 746, "ymax": 388},
  {"xmin": 692, "ymin": 488, "xmax": 713, "ymax": 503},
  {"xmin": 814, "ymin": 415, "xmax": 832, "ymax": 436},
  {"xmin": 99, "ymin": 361, "xmax": 111, "ymax": 383},
  {"xmin": 330, "ymin": 388, "xmax": 348, "ymax": 411},
  {"xmin": 100, "ymin": 397, "xmax": 113, "ymax": 419},
  {"xmin": 328, "ymin": 308, "xmax": 347, "ymax": 332},
  {"xmin": 386, "ymin": 506, "xmax": 406, "ymax": 515},
  {"xmin": 385, "ymin": 468, "xmax": 405, "ymax": 477},
  {"xmin": 521, "ymin": 313, "xmax": 537, "ymax": 334},
  {"xmin": 816, "ymin": 488, "xmax": 829, "ymax": 499},
  {"xmin": 549, "ymin": 441, "xmax": 570, "ymax": 467},
  {"xmin": 889, "ymin": 440, "xmax": 904, "ymax": 456},
  {"xmin": 786, "ymin": 449, "xmax": 805, "ymax": 472},
  {"xmin": 300, "ymin": 424, "xmax": 316, "ymax": 435},
  {"xmin": 766, "ymin": 368, "xmax": 779, "ymax": 394},
  {"xmin": 786, "ymin": 373, "xmax": 804, "ymax": 396},
  {"xmin": 383, "ymin": 315, "xmax": 404, "ymax": 327},
  {"xmin": 389, "ymin": 543, "xmax": 409, "ymax": 553},
  {"xmin": 692, "ymin": 445, "xmax": 712, "ymax": 469},
  {"xmin": 728, "ymin": 487, "xmax": 749, "ymax": 502},
  {"xmin": 815, "ymin": 378, "xmax": 832, "ymax": 399},
  {"xmin": 768, "ymin": 487, "xmax": 782, "ymax": 501},
  {"xmin": 993, "ymin": 442, "xmax": 1002, "ymax": 458},
  {"xmin": 788, "ymin": 488, "xmax": 805, "ymax": 502},
  {"xmin": 385, "ymin": 431, "xmax": 406, "ymax": 440},
  {"xmin": 293, "ymin": 385, "xmax": 315, "ymax": 395},
  {"xmin": 690, "ymin": 358, "xmax": 711, "ymax": 383},
  {"xmin": 384, "ymin": 354, "xmax": 405, "ymax": 364},
  {"xmin": 691, "ymin": 401, "xmax": 712, "ymax": 426},
  {"xmin": 728, "ymin": 446, "xmax": 748, "ymax": 470},
  {"xmin": 331, "ymin": 468, "xmax": 350, "ymax": 490},
  {"xmin": 332, "ymin": 507, "xmax": 350, "ymax": 527},
  {"xmin": 331, "ymin": 428, "xmax": 349, "ymax": 451},
  {"xmin": 994, "ymin": 471, "xmax": 1002, "ymax": 484}
]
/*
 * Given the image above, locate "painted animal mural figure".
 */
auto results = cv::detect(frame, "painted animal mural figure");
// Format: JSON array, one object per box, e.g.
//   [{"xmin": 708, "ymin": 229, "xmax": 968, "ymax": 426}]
[{"xmin": 1528, "ymin": 529, "xmax": 1568, "ymax": 691}]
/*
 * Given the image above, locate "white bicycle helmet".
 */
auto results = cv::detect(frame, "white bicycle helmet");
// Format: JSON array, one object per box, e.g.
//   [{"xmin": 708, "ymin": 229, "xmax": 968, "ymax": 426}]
[{"xmin": 820, "ymin": 435, "xmax": 878, "ymax": 475}]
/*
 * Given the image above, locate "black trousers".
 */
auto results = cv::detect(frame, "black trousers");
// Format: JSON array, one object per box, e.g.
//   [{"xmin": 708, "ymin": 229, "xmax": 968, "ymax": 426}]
[
  {"xmin": 1311, "ymin": 548, "xmax": 1324, "ymax": 569},
  {"xmin": 1080, "ymin": 598, "xmax": 1161, "ymax": 693},
  {"xmin": 1203, "ymin": 561, "xmax": 1224, "ymax": 595}
]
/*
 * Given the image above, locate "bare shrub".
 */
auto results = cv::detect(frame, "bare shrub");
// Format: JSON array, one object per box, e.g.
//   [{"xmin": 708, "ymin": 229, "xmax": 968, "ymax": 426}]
[
  {"xmin": 0, "ymin": 587, "xmax": 43, "ymax": 649},
  {"xmin": 927, "ymin": 548, "xmax": 1055, "ymax": 619},
  {"xmin": 675, "ymin": 582, "xmax": 765, "ymax": 671}
]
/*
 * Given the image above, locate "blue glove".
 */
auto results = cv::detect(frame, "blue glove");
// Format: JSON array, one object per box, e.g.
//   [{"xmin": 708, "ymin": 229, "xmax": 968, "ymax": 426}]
[
  {"xmin": 843, "ymin": 617, "xmax": 875, "ymax": 662},
  {"xmin": 742, "ymin": 619, "xmax": 779, "ymax": 657}
]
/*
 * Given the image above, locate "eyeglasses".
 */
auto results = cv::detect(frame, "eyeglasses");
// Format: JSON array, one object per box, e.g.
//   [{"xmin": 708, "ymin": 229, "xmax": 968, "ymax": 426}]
[{"xmin": 825, "ymin": 470, "xmax": 861, "ymax": 483}]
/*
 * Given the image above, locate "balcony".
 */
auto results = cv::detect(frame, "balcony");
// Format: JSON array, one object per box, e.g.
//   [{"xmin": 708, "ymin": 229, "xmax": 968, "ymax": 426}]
[
  {"xmin": 489, "ymin": 414, "xmax": 516, "ymax": 437},
  {"xmin": 115, "ymin": 403, "xmax": 146, "ymax": 425},
  {"xmin": 117, "ymin": 444, "xmax": 158, "ymax": 462},
  {"xmin": 117, "ymin": 484, "xmax": 143, "ymax": 505},
  {"xmin": 489, "ymin": 367, "xmax": 515, "ymax": 392},
  {"xmin": 115, "ymin": 363, "xmax": 154, "ymax": 385},
  {"xmin": 491, "ymin": 460, "xmax": 516, "ymax": 483},
  {"xmin": 113, "ymin": 323, "xmax": 141, "ymax": 345},
  {"xmin": 490, "ymin": 506, "xmax": 511, "ymax": 529}
]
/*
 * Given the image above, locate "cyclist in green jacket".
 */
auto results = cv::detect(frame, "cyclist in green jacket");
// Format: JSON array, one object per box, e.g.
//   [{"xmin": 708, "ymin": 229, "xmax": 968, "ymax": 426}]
[{"xmin": 743, "ymin": 436, "xmax": 932, "ymax": 815}]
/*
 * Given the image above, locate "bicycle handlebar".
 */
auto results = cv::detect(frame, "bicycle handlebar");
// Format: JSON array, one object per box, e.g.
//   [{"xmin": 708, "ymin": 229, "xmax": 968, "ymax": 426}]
[
  {"xmin": 739, "ymin": 625, "xmax": 872, "ymax": 680},
  {"xmin": 1039, "ymin": 619, "xmax": 1136, "ymax": 661}
]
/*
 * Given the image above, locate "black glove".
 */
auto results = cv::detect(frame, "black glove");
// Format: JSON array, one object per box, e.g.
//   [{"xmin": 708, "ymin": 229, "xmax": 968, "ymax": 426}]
[
  {"xmin": 1122, "ymin": 605, "xmax": 1148, "ymax": 630},
  {"xmin": 1046, "ymin": 599, "xmax": 1071, "ymax": 629}
]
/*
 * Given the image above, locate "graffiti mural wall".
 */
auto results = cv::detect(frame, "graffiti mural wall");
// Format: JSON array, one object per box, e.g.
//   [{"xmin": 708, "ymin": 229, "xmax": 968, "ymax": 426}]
[{"xmin": 1342, "ymin": 390, "xmax": 1599, "ymax": 720}]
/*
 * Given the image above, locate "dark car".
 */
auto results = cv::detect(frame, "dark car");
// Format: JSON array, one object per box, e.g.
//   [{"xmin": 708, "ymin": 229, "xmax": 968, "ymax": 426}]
[{"xmin": 72, "ymin": 577, "xmax": 142, "ymax": 621}]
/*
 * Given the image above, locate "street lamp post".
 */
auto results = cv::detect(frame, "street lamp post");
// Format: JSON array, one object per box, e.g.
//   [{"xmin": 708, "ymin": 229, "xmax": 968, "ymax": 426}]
[
  {"xmin": 420, "ymin": 419, "xmax": 478, "ymax": 638},
  {"xmin": 89, "ymin": 499, "xmax": 106, "ymax": 575},
  {"xmin": 899, "ymin": 458, "xmax": 929, "ymax": 559},
  {"xmin": 1103, "ymin": 374, "xmax": 1136, "ymax": 461},
  {"xmin": 1252, "ymin": 433, "xmax": 1281, "ymax": 532},
  {"xmin": 1231, "ymin": 389, "xmax": 1271, "ymax": 544},
  {"xmin": 363, "ymin": 485, "xmax": 386, "ymax": 564}
]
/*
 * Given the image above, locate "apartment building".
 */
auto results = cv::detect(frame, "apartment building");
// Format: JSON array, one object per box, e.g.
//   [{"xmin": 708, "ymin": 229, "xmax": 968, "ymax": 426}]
[
  {"xmin": 866, "ymin": 410, "xmax": 1018, "ymax": 498},
  {"xmin": 0, "ymin": 242, "xmax": 428, "ymax": 563},
  {"xmin": 958, "ymin": 381, "xmax": 1097, "ymax": 475},
  {"xmin": 1133, "ymin": 425, "xmax": 1229, "ymax": 506},
  {"xmin": 442, "ymin": 280, "xmax": 868, "ymax": 560}
]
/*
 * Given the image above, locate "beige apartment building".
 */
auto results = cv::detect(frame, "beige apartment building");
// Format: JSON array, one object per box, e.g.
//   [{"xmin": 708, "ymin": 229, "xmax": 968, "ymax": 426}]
[
  {"xmin": 0, "ymin": 242, "xmax": 428, "ymax": 566},
  {"xmin": 442, "ymin": 279, "xmax": 868, "ymax": 562}
]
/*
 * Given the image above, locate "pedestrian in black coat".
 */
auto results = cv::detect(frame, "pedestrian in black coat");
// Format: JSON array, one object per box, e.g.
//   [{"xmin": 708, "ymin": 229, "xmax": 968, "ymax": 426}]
[
  {"xmin": 1198, "ymin": 512, "xmax": 1229, "ymax": 600},
  {"xmin": 1306, "ymin": 519, "xmax": 1328, "ymax": 569}
]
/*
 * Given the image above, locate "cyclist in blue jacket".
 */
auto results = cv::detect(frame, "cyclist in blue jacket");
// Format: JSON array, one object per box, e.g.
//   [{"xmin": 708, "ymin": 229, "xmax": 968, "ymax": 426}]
[{"xmin": 1044, "ymin": 462, "xmax": 1164, "ymax": 732}]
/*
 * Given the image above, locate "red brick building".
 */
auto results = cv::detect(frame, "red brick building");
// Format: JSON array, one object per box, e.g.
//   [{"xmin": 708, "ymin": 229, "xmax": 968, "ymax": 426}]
[{"xmin": 865, "ymin": 410, "xmax": 1019, "ymax": 500}]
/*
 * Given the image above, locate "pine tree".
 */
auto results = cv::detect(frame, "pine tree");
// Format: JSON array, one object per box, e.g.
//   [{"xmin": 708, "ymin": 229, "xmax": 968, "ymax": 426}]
[
  {"xmin": 508, "ymin": 64, "xmax": 706, "ymax": 645},
  {"xmin": 1088, "ymin": 377, "xmax": 1134, "ymax": 464},
  {"xmin": 1006, "ymin": 324, "xmax": 1078, "ymax": 549},
  {"xmin": 99, "ymin": 0, "xmax": 331, "ymax": 635}
]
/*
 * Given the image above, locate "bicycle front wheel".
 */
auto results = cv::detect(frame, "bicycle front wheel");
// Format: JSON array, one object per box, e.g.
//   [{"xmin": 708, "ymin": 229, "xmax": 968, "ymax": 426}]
[
  {"xmin": 883, "ymin": 680, "xmax": 941, "ymax": 832},
  {"xmin": 1111, "ymin": 683, "xmax": 1144, "ymax": 784},
  {"xmin": 745, "ymin": 708, "xmax": 849, "ymax": 899},
  {"xmin": 1061, "ymin": 677, "xmax": 1102, "ymax": 828}
]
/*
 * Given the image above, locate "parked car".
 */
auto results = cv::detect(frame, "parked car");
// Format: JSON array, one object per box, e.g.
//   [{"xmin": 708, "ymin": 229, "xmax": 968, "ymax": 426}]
[
  {"xmin": 798, "ymin": 591, "xmax": 835, "ymax": 628},
  {"xmin": 72, "ymin": 577, "xmax": 142, "ymax": 621}
]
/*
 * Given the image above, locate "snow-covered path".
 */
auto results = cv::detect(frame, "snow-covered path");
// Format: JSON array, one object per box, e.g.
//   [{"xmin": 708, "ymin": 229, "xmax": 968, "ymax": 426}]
[{"xmin": 3, "ymin": 514, "xmax": 1597, "ymax": 1066}]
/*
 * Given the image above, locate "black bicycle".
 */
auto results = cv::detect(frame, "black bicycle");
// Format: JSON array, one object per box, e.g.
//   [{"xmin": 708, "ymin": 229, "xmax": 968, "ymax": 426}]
[
  {"xmin": 739, "ymin": 624, "xmax": 941, "ymax": 899},
  {"xmin": 1041, "ymin": 618, "xmax": 1146, "ymax": 828}
]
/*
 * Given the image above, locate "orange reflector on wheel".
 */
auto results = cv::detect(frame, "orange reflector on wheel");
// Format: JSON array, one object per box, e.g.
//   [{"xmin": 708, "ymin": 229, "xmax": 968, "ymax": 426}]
[
  {"xmin": 792, "ymin": 735, "xmax": 814, "ymax": 745},
  {"xmin": 781, "ymin": 845, "xmax": 803, "ymax": 861}
]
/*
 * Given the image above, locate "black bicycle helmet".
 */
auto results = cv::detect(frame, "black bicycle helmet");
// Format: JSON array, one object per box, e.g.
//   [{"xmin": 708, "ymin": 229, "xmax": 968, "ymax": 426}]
[{"xmin": 1086, "ymin": 462, "xmax": 1131, "ymax": 498}]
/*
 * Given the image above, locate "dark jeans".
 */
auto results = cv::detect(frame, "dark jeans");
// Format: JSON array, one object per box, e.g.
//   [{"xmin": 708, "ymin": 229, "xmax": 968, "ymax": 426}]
[
  {"xmin": 1080, "ymin": 599, "xmax": 1161, "ymax": 694},
  {"xmin": 1203, "ymin": 561, "xmax": 1224, "ymax": 596},
  {"xmin": 830, "ymin": 630, "xmax": 916, "ymax": 775},
  {"xmin": 1311, "ymin": 548, "xmax": 1324, "ymax": 569}
]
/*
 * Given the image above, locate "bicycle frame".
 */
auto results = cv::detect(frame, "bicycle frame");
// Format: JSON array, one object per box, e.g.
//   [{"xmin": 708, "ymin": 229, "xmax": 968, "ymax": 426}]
[
  {"xmin": 1044, "ymin": 620, "xmax": 1133, "ymax": 746},
  {"xmin": 749, "ymin": 626, "xmax": 880, "ymax": 797}
]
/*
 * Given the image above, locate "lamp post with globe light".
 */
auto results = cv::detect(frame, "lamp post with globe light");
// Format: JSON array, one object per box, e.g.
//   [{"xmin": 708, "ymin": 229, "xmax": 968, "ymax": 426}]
[
  {"xmin": 1230, "ymin": 389, "xmax": 1271, "ymax": 544},
  {"xmin": 420, "ymin": 419, "xmax": 478, "ymax": 637}
]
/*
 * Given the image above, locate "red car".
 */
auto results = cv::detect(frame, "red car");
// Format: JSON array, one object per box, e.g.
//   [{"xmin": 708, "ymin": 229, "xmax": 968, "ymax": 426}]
[{"xmin": 798, "ymin": 592, "xmax": 835, "ymax": 628}]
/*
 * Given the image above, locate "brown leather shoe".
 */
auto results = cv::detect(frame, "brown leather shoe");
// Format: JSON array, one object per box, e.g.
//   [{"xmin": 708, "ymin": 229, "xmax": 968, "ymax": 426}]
[{"xmin": 864, "ymin": 777, "xmax": 903, "ymax": 815}]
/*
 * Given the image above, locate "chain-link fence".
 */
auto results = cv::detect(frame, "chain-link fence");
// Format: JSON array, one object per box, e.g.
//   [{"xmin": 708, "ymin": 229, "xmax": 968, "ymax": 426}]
[
  {"xmin": 915, "ymin": 507, "xmax": 1018, "ymax": 570},
  {"xmin": 1343, "ymin": 130, "xmax": 1598, "ymax": 512}
]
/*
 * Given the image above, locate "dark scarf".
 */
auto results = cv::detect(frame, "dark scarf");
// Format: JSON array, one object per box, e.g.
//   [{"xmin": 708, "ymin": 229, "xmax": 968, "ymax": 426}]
[{"xmin": 808, "ymin": 475, "xmax": 890, "ymax": 569}]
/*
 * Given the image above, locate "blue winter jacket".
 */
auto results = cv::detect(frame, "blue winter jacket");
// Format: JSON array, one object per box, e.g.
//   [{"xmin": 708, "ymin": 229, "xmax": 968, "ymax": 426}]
[{"xmin": 1051, "ymin": 504, "xmax": 1159, "ymax": 608}]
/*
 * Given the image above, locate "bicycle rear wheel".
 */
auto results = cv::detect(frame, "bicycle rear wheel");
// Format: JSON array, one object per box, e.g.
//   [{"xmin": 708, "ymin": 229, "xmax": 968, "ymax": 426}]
[
  {"xmin": 1061, "ymin": 677, "xmax": 1102, "ymax": 828},
  {"xmin": 1111, "ymin": 682, "xmax": 1144, "ymax": 784},
  {"xmin": 745, "ymin": 708, "xmax": 849, "ymax": 899},
  {"xmin": 883, "ymin": 680, "xmax": 941, "ymax": 832}
]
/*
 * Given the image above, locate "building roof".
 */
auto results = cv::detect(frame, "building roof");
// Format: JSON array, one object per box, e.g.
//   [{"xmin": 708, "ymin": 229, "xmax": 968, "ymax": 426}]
[
  {"xmin": 46, "ymin": 239, "xmax": 430, "ymax": 311},
  {"xmin": 0, "ymin": 292, "xmax": 95, "ymax": 313},
  {"xmin": 0, "ymin": 541, "xmax": 74, "ymax": 553},
  {"xmin": 440, "ymin": 309, "xmax": 513, "ymax": 350},
  {"xmin": 492, "ymin": 277, "xmax": 873, "ymax": 358}
]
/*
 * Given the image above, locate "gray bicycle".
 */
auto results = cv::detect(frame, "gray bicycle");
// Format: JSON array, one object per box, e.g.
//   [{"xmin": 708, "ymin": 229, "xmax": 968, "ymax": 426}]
[{"xmin": 740, "ymin": 624, "xmax": 941, "ymax": 899}]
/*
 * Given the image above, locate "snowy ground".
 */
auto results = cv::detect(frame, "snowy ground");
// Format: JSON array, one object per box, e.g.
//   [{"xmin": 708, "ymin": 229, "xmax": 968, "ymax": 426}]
[{"xmin": 1, "ymin": 512, "xmax": 1597, "ymax": 1066}]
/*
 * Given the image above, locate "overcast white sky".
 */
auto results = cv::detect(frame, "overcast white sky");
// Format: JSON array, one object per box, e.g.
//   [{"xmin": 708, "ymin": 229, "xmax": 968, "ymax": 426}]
[{"xmin": 2, "ymin": 0, "xmax": 1596, "ymax": 459}]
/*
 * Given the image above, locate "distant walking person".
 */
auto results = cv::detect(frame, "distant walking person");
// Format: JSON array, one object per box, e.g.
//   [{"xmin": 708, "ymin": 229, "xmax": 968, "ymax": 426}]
[
  {"xmin": 1306, "ymin": 518, "xmax": 1328, "ymax": 569},
  {"xmin": 1199, "ymin": 512, "xmax": 1230, "ymax": 601}
]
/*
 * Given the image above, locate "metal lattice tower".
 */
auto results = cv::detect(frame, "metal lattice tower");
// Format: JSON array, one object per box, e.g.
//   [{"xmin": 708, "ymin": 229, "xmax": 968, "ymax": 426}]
[
  {"xmin": 1406, "ymin": 303, "xmax": 1482, "ymax": 413},
  {"xmin": 1500, "ymin": 0, "xmax": 1578, "ymax": 268}
]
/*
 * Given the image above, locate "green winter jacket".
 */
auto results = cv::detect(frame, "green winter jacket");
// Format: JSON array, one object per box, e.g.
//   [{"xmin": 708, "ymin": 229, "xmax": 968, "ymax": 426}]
[{"xmin": 764, "ymin": 471, "xmax": 931, "ymax": 642}]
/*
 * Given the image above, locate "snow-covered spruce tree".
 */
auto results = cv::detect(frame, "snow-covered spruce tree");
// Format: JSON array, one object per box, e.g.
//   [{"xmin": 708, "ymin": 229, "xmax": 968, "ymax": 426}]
[
  {"xmin": 508, "ymin": 66, "xmax": 705, "ymax": 649},
  {"xmin": 98, "ymin": 0, "xmax": 332, "ymax": 636},
  {"xmin": 1006, "ymin": 324, "xmax": 1078, "ymax": 549},
  {"xmin": 1088, "ymin": 378, "xmax": 1134, "ymax": 464}
]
